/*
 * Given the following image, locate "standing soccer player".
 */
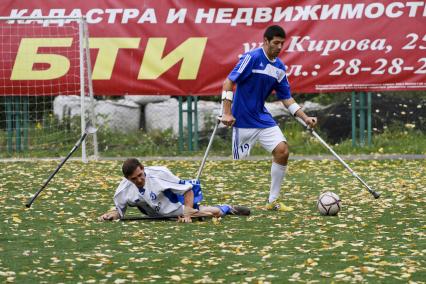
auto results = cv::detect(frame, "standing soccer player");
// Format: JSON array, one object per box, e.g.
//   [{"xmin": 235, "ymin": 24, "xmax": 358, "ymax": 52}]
[{"xmin": 220, "ymin": 25, "xmax": 317, "ymax": 211}]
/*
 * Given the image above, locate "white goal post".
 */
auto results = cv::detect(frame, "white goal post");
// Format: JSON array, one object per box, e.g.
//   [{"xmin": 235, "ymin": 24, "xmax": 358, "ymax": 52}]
[{"xmin": 0, "ymin": 16, "xmax": 98, "ymax": 161}]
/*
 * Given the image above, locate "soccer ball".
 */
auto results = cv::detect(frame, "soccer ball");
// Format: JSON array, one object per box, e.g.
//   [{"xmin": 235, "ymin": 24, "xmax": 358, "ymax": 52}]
[{"xmin": 317, "ymin": 191, "xmax": 341, "ymax": 216}]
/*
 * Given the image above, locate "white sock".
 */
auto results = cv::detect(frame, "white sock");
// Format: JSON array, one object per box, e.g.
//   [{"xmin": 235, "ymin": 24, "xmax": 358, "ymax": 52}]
[{"xmin": 269, "ymin": 162, "xmax": 287, "ymax": 203}]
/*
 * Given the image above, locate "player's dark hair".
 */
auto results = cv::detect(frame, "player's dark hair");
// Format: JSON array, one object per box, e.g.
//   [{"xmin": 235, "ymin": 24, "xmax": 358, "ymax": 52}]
[
  {"xmin": 264, "ymin": 25, "xmax": 286, "ymax": 41},
  {"xmin": 122, "ymin": 158, "xmax": 143, "ymax": 178}
]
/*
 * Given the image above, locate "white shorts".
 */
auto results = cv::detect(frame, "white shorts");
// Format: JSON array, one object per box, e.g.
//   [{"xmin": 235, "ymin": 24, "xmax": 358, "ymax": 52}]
[{"xmin": 232, "ymin": 126, "xmax": 286, "ymax": 160}]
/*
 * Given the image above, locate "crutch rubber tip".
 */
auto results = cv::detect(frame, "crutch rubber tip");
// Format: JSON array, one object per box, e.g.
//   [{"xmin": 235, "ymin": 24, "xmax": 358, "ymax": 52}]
[
  {"xmin": 373, "ymin": 191, "xmax": 380, "ymax": 199},
  {"xmin": 25, "ymin": 203, "xmax": 31, "ymax": 208}
]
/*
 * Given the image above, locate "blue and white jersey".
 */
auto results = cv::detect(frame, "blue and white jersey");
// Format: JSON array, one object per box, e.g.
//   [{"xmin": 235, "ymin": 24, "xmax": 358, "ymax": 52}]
[
  {"xmin": 113, "ymin": 166, "xmax": 193, "ymax": 218},
  {"xmin": 228, "ymin": 47, "xmax": 292, "ymax": 128}
]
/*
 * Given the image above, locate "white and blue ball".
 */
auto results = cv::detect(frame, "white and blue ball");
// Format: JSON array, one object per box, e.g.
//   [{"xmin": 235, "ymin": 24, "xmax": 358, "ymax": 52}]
[{"xmin": 317, "ymin": 191, "xmax": 341, "ymax": 216}]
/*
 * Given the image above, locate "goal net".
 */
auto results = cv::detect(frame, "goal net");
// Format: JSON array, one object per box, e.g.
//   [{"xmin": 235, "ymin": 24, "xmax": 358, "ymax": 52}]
[{"xmin": 0, "ymin": 16, "xmax": 97, "ymax": 160}]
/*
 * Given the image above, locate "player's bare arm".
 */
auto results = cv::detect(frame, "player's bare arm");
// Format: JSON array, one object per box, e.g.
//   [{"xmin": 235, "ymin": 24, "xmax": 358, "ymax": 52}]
[
  {"xmin": 221, "ymin": 78, "xmax": 236, "ymax": 127},
  {"xmin": 281, "ymin": 98, "xmax": 317, "ymax": 128},
  {"xmin": 179, "ymin": 186, "xmax": 196, "ymax": 223}
]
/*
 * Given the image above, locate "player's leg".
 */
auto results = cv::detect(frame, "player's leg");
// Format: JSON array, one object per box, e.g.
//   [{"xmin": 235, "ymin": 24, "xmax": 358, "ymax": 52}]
[
  {"xmin": 270, "ymin": 141, "xmax": 289, "ymax": 202},
  {"xmin": 198, "ymin": 206, "xmax": 222, "ymax": 217},
  {"xmin": 199, "ymin": 205, "xmax": 251, "ymax": 217},
  {"xmin": 258, "ymin": 126, "xmax": 293, "ymax": 211},
  {"xmin": 232, "ymin": 127, "xmax": 260, "ymax": 160}
]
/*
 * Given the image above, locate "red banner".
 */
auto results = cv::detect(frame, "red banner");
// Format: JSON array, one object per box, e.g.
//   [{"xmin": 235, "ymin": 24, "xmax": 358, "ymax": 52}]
[{"xmin": 1, "ymin": 0, "xmax": 425, "ymax": 95}]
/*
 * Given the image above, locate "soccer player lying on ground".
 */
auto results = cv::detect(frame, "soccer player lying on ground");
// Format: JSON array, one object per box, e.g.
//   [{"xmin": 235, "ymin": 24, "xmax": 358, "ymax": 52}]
[{"xmin": 99, "ymin": 158, "xmax": 250, "ymax": 223}]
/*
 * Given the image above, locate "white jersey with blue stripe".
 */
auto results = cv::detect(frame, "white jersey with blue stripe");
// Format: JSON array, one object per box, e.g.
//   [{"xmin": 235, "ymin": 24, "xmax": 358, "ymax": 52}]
[
  {"xmin": 113, "ymin": 166, "xmax": 192, "ymax": 218},
  {"xmin": 228, "ymin": 47, "xmax": 292, "ymax": 128}
]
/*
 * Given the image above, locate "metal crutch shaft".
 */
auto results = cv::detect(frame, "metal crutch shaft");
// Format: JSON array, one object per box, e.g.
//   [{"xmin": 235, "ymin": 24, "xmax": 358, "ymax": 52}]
[
  {"xmin": 25, "ymin": 123, "xmax": 98, "ymax": 208},
  {"xmin": 196, "ymin": 102, "xmax": 224, "ymax": 180},
  {"xmin": 196, "ymin": 118, "xmax": 220, "ymax": 180},
  {"xmin": 295, "ymin": 117, "xmax": 380, "ymax": 199}
]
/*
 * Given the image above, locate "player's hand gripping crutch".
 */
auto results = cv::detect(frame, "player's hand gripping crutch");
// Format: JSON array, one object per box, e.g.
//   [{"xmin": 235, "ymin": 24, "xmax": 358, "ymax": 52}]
[
  {"xmin": 195, "ymin": 102, "xmax": 224, "ymax": 180},
  {"xmin": 295, "ymin": 117, "xmax": 380, "ymax": 199}
]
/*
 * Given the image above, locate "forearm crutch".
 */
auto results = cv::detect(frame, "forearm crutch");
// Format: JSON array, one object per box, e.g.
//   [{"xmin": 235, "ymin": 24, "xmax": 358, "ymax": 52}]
[
  {"xmin": 195, "ymin": 103, "xmax": 224, "ymax": 180},
  {"xmin": 295, "ymin": 117, "xmax": 380, "ymax": 199}
]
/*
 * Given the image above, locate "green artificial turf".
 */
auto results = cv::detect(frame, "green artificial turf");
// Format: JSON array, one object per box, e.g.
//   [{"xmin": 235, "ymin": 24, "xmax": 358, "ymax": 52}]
[{"xmin": 0, "ymin": 159, "xmax": 425, "ymax": 283}]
